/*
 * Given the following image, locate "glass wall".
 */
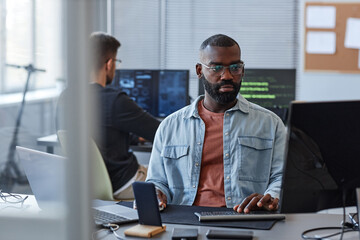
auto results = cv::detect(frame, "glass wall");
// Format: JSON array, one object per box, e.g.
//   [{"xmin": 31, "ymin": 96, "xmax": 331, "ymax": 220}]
[{"xmin": 0, "ymin": 0, "xmax": 95, "ymax": 239}]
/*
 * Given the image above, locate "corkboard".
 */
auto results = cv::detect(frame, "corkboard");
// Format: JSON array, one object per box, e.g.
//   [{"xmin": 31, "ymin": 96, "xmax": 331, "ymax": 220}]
[{"xmin": 305, "ymin": 2, "xmax": 360, "ymax": 73}]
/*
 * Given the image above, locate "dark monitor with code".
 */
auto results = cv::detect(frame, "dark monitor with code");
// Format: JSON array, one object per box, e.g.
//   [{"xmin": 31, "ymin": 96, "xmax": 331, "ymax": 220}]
[
  {"xmin": 111, "ymin": 69, "xmax": 189, "ymax": 118},
  {"xmin": 280, "ymin": 100, "xmax": 360, "ymax": 213},
  {"xmin": 198, "ymin": 68, "xmax": 295, "ymax": 123}
]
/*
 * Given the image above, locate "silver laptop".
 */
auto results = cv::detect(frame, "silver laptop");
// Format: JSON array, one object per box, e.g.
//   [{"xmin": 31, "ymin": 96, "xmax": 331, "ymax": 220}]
[{"xmin": 16, "ymin": 146, "xmax": 138, "ymax": 225}]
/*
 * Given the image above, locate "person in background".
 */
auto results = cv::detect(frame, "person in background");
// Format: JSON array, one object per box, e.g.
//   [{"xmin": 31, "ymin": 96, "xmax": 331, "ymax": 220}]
[
  {"xmin": 57, "ymin": 32, "xmax": 160, "ymax": 200},
  {"xmin": 146, "ymin": 34, "xmax": 286, "ymax": 213}
]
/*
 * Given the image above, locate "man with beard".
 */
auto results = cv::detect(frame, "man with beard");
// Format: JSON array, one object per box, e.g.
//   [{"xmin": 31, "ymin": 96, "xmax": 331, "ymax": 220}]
[
  {"xmin": 146, "ymin": 34, "xmax": 286, "ymax": 213},
  {"xmin": 57, "ymin": 32, "xmax": 160, "ymax": 200}
]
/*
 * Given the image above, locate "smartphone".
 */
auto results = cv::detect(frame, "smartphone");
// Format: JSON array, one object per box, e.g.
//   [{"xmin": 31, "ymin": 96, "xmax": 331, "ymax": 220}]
[
  {"xmin": 132, "ymin": 181, "xmax": 162, "ymax": 226},
  {"xmin": 206, "ymin": 229, "xmax": 253, "ymax": 239},
  {"xmin": 172, "ymin": 228, "xmax": 198, "ymax": 240}
]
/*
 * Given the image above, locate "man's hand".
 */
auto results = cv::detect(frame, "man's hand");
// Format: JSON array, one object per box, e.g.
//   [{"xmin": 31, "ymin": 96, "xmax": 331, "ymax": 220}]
[
  {"xmin": 233, "ymin": 193, "xmax": 279, "ymax": 214},
  {"xmin": 132, "ymin": 188, "xmax": 168, "ymax": 210},
  {"xmin": 156, "ymin": 189, "xmax": 167, "ymax": 209}
]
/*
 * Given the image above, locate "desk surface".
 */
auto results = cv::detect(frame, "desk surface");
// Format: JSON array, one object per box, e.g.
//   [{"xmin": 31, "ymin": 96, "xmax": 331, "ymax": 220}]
[
  {"xmin": 0, "ymin": 194, "xmax": 40, "ymax": 214},
  {"xmin": 2, "ymin": 196, "xmax": 358, "ymax": 240},
  {"xmin": 37, "ymin": 134, "xmax": 152, "ymax": 153},
  {"xmin": 95, "ymin": 213, "xmax": 359, "ymax": 240}
]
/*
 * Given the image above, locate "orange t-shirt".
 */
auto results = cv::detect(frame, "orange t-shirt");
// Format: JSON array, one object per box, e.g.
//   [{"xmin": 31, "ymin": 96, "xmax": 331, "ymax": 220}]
[{"xmin": 193, "ymin": 100, "xmax": 226, "ymax": 207}]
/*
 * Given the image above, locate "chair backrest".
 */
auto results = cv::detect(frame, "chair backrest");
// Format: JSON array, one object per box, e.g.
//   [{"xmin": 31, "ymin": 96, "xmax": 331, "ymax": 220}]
[{"xmin": 57, "ymin": 130, "xmax": 114, "ymax": 200}]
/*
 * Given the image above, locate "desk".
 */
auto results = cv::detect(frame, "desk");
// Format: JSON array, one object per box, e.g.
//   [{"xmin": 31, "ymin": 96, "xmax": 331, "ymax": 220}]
[
  {"xmin": 37, "ymin": 134, "xmax": 152, "ymax": 153},
  {"xmin": 2, "ymin": 196, "xmax": 359, "ymax": 240},
  {"xmin": 37, "ymin": 134, "xmax": 59, "ymax": 154},
  {"xmin": 95, "ymin": 213, "xmax": 359, "ymax": 240},
  {"xmin": 0, "ymin": 194, "xmax": 40, "ymax": 214}
]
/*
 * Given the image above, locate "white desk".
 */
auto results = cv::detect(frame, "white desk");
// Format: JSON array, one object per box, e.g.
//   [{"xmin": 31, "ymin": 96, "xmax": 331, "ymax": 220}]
[
  {"xmin": 94, "ymin": 213, "xmax": 359, "ymax": 240},
  {"xmin": 1, "ymin": 195, "xmax": 359, "ymax": 240},
  {"xmin": 0, "ymin": 194, "xmax": 66, "ymax": 240},
  {"xmin": 36, "ymin": 134, "xmax": 59, "ymax": 154},
  {"xmin": 0, "ymin": 194, "xmax": 40, "ymax": 214},
  {"xmin": 37, "ymin": 133, "xmax": 152, "ymax": 154}
]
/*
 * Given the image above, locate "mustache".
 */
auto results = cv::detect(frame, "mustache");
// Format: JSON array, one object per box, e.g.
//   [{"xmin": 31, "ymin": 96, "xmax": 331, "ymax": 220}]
[{"xmin": 215, "ymin": 80, "xmax": 237, "ymax": 89}]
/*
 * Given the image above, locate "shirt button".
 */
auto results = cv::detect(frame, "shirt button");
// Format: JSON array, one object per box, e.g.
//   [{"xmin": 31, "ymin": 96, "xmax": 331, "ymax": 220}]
[
  {"xmin": 226, "ymin": 176, "xmax": 230, "ymax": 179},
  {"xmin": 225, "ymin": 153, "xmax": 229, "ymax": 157},
  {"xmin": 197, "ymin": 142, "xmax": 201, "ymax": 145},
  {"xmin": 195, "ymin": 162, "xmax": 199, "ymax": 166},
  {"xmin": 227, "ymin": 197, "xmax": 231, "ymax": 200},
  {"xmin": 193, "ymin": 185, "xmax": 196, "ymax": 188},
  {"xmin": 226, "ymin": 113, "xmax": 230, "ymax": 116},
  {"xmin": 225, "ymin": 132, "xmax": 229, "ymax": 136}
]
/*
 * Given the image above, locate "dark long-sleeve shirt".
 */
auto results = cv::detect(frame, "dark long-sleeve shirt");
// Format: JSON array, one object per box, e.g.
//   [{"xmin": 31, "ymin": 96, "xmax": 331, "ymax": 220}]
[{"xmin": 57, "ymin": 83, "xmax": 160, "ymax": 191}]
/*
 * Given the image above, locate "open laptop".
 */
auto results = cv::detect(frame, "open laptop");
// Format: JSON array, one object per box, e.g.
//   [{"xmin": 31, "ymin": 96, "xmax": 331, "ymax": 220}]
[{"xmin": 16, "ymin": 146, "xmax": 138, "ymax": 225}]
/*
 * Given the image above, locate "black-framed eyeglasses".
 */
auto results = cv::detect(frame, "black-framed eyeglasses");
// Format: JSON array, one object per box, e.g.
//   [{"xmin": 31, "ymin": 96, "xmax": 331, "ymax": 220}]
[
  {"xmin": 200, "ymin": 61, "xmax": 245, "ymax": 77},
  {"xmin": 105, "ymin": 58, "xmax": 122, "ymax": 68},
  {"xmin": 0, "ymin": 190, "xmax": 28, "ymax": 208},
  {"xmin": 105, "ymin": 58, "xmax": 122, "ymax": 64}
]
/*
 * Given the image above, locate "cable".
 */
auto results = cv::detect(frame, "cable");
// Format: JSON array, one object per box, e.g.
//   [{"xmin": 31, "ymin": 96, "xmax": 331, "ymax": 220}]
[
  {"xmin": 92, "ymin": 223, "xmax": 125, "ymax": 240},
  {"xmin": 301, "ymin": 189, "xmax": 357, "ymax": 240},
  {"xmin": 301, "ymin": 227, "xmax": 354, "ymax": 240},
  {"xmin": 339, "ymin": 190, "xmax": 346, "ymax": 240}
]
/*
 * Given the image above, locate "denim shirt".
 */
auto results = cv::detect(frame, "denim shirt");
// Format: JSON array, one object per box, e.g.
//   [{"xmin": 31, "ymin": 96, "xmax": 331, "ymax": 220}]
[{"xmin": 146, "ymin": 95, "xmax": 286, "ymax": 208}]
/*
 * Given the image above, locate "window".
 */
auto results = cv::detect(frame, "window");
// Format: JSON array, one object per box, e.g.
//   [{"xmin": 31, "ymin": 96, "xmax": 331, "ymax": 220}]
[
  {"xmin": 113, "ymin": 0, "xmax": 297, "ymax": 100},
  {"xmin": 0, "ymin": 0, "xmax": 63, "ymax": 94}
]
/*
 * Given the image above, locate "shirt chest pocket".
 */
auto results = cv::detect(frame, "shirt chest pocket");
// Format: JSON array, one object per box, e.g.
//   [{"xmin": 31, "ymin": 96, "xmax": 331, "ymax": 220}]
[
  {"xmin": 238, "ymin": 137, "xmax": 273, "ymax": 182},
  {"xmin": 161, "ymin": 145, "xmax": 189, "ymax": 159},
  {"xmin": 161, "ymin": 145, "xmax": 191, "ymax": 181}
]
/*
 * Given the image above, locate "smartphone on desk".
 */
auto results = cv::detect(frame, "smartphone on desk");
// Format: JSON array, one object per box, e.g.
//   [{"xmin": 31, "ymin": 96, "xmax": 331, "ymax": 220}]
[
  {"xmin": 172, "ymin": 228, "xmax": 198, "ymax": 240},
  {"xmin": 206, "ymin": 229, "xmax": 253, "ymax": 239},
  {"xmin": 132, "ymin": 181, "xmax": 162, "ymax": 226}
]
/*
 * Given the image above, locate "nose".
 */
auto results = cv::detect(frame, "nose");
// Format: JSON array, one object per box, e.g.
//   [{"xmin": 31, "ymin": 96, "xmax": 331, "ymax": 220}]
[{"xmin": 220, "ymin": 67, "xmax": 233, "ymax": 80}]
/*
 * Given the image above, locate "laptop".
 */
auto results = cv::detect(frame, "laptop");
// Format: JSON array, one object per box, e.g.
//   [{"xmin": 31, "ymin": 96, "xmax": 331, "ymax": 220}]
[{"xmin": 16, "ymin": 146, "xmax": 138, "ymax": 225}]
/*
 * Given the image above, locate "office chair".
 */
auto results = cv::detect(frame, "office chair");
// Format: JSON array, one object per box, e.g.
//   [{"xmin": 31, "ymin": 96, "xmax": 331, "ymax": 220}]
[{"xmin": 57, "ymin": 130, "xmax": 114, "ymax": 201}]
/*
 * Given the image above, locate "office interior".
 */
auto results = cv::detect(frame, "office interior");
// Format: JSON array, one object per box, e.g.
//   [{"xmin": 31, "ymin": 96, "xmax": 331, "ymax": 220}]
[{"xmin": 1, "ymin": 0, "xmax": 360, "ymax": 239}]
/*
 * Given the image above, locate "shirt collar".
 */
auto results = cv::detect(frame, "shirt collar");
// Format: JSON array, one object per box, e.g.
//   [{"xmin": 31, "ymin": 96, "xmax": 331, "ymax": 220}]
[{"xmin": 183, "ymin": 94, "xmax": 250, "ymax": 119}]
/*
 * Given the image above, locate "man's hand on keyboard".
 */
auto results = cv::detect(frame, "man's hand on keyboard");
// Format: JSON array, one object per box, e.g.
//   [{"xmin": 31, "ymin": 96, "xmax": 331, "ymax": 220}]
[{"xmin": 233, "ymin": 193, "xmax": 279, "ymax": 214}]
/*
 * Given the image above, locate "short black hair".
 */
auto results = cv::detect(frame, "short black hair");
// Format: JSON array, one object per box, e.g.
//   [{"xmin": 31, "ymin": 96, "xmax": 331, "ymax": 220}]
[
  {"xmin": 200, "ymin": 34, "xmax": 239, "ymax": 50},
  {"xmin": 89, "ymin": 32, "xmax": 121, "ymax": 71}
]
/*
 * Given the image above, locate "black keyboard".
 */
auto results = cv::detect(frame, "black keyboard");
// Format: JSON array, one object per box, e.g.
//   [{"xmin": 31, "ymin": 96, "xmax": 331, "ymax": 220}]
[
  {"xmin": 93, "ymin": 209, "xmax": 135, "ymax": 225},
  {"xmin": 194, "ymin": 211, "xmax": 286, "ymax": 221}
]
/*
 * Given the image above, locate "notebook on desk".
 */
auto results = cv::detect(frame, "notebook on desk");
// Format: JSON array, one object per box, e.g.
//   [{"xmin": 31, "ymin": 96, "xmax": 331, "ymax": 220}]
[{"xmin": 16, "ymin": 146, "xmax": 138, "ymax": 225}]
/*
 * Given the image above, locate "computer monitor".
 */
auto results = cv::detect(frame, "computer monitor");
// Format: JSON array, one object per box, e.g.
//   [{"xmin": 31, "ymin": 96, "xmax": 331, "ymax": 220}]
[
  {"xmin": 198, "ymin": 68, "xmax": 295, "ymax": 123},
  {"xmin": 111, "ymin": 69, "xmax": 189, "ymax": 118},
  {"xmin": 280, "ymin": 100, "xmax": 360, "ymax": 213}
]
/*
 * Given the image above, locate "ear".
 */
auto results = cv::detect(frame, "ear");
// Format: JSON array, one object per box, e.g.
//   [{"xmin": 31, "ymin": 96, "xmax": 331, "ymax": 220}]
[
  {"xmin": 196, "ymin": 63, "xmax": 203, "ymax": 79},
  {"xmin": 105, "ymin": 59, "xmax": 113, "ymax": 71}
]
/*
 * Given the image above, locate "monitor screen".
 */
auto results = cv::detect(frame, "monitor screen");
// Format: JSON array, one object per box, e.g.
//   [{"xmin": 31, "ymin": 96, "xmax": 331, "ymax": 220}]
[
  {"xmin": 198, "ymin": 68, "xmax": 295, "ymax": 123},
  {"xmin": 111, "ymin": 69, "xmax": 189, "ymax": 118},
  {"xmin": 280, "ymin": 100, "xmax": 360, "ymax": 213}
]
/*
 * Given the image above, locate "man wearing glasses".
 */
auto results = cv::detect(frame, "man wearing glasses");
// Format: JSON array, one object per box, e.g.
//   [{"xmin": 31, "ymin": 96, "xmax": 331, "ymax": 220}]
[
  {"xmin": 57, "ymin": 32, "xmax": 160, "ymax": 200},
  {"xmin": 146, "ymin": 34, "xmax": 286, "ymax": 213}
]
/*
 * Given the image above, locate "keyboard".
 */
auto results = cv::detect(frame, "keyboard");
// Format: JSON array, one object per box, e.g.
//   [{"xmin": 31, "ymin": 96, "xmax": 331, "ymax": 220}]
[
  {"xmin": 93, "ymin": 209, "xmax": 137, "ymax": 225},
  {"xmin": 194, "ymin": 211, "xmax": 286, "ymax": 221}
]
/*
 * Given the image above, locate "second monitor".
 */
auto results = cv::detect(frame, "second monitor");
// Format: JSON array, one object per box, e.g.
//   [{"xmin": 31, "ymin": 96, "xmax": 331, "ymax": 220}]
[{"xmin": 111, "ymin": 69, "xmax": 189, "ymax": 118}]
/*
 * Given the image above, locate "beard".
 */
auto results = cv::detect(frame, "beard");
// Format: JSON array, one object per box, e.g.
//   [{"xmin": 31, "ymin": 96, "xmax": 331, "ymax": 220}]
[
  {"xmin": 105, "ymin": 75, "xmax": 113, "ymax": 85},
  {"xmin": 201, "ymin": 75, "xmax": 241, "ymax": 105}
]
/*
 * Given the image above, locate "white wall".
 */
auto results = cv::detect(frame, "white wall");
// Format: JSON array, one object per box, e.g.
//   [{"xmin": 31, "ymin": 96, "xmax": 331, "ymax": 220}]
[{"xmin": 297, "ymin": 0, "xmax": 360, "ymax": 101}]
